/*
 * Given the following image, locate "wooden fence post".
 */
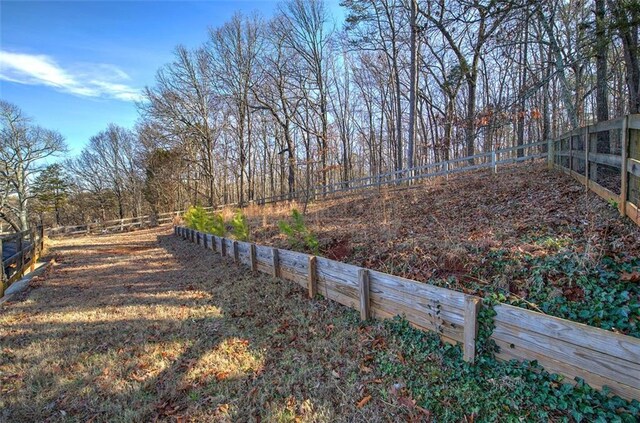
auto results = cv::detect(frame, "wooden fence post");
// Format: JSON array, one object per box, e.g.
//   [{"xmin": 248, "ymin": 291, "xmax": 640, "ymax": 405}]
[
  {"xmin": 463, "ymin": 296, "xmax": 481, "ymax": 363},
  {"xmin": 203, "ymin": 233, "xmax": 208, "ymax": 249},
  {"xmin": 620, "ymin": 115, "xmax": 629, "ymax": 217},
  {"xmin": 491, "ymin": 151, "xmax": 497, "ymax": 174},
  {"xmin": 592, "ymin": 126, "xmax": 598, "ymax": 190},
  {"xmin": 221, "ymin": 238, "xmax": 227, "ymax": 257},
  {"xmin": 39, "ymin": 225, "xmax": 44, "ymax": 253},
  {"xmin": 249, "ymin": 244, "xmax": 257, "ymax": 272},
  {"xmin": 271, "ymin": 248, "xmax": 280, "ymax": 278},
  {"xmin": 358, "ymin": 269, "xmax": 370, "ymax": 321},
  {"xmin": 29, "ymin": 228, "xmax": 35, "ymax": 272},
  {"xmin": 308, "ymin": 256, "xmax": 317, "ymax": 298},
  {"xmin": 17, "ymin": 233, "xmax": 24, "ymax": 278},
  {"xmin": 0, "ymin": 238, "xmax": 5, "ymax": 297},
  {"xmin": 233, "ymin": 241, "xmax": 239, "ymax": 264}
]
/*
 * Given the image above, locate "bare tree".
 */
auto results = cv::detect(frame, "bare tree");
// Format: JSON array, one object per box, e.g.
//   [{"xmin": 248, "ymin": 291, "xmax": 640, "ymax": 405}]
[{"xmin": 0, "ymin": 101, "xmax": 66, "ymax": 231}]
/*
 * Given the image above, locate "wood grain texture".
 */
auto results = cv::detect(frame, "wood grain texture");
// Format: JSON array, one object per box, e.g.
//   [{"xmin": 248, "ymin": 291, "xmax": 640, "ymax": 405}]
[
  {"xmin": 588, "ymin": 152, "xmax": 622, "ymax": 168},
  {"xmin": 233, "ymin": 241, "xmax": 239, "ymax": 263},
  {"xmin": 494, "ymin": 339, "xmax": 639, "ymax": 401},
  {"xmin": 249, "ymin": 244, "xmax": 257, "ymax": 272},
  {"xmin": 308, "ymin": 256, "xmax": 317, "ymax": 298},
  {"xmin": 359, "ymin": 269, "xmax": 370, "ymax": 320},
  {"xmin": 254, "ymin": 245, "xmax": 272, "ymax": 265},
  {"xmin": 369, "ymin": 293, "xmax": 464, "ymax": 342},
  {"xmin": 492, "ymin": 320, "xmax": 640, "ymax": 389},
  {"xmin": 493, "ymin": 304, "xmax": 640, "ymax": 364},
  {"xmin": 271, "ymin": 248, "xmax": 280, "ymax": 278},
  {"xmin": 463, "ymin": 297, "xmax": 481, "ymax": 363},
  {"xmin": 368, "ymin": 269, "xmax": 467, "ymax": 310},
  {"xmin": 316, "ymin": 257, "xmax": 361, "ymax": 288}
]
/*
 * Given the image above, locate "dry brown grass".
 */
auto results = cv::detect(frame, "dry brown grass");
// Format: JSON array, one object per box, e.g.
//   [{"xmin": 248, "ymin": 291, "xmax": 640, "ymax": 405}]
[
  {"xmin": 0, "ymin": 227, "xmax": 415, "ymax": 422},
  {"xmin": 248, "ymin": 163, "xmax": 640, "ymax": 295}
]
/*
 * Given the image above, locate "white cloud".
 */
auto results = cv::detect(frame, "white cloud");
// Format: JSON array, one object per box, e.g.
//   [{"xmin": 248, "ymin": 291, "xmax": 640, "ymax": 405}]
[{"xmin": 0, "ymin": 50, "xmax": 143, "ymax": 102}]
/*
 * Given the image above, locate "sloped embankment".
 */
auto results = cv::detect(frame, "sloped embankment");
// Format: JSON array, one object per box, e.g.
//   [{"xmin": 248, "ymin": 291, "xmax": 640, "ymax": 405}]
[{"xmin": 246, "ymin": 163, "xmax": 640, "ymax": 337}]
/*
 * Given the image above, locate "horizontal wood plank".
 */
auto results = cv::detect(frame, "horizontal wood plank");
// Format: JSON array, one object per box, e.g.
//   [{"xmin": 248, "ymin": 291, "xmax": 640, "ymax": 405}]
[
  {"xmin": 492, "ymin": 320, "xmax": 640, "ymax": 388},
  {"xmin": 628, "ymin": 158, "xmax": 640, "ymax": 178},
  {"xmin": 494, "ymin": 339, "xmax": 639, "ymax": 401},
  {"xmin": 493, "ymin": 304, "xmax": 640, "ymax": 363},
  {"xmin": 368, "ymin": 269, "xmax": 467, "ymax": 310},
  {"xmin": 316, "ymin": 257, "xmax": 361, "ymax": 288}
]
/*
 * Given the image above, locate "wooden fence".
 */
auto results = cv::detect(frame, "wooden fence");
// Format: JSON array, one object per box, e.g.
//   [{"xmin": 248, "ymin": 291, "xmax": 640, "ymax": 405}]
[
  {"xmin": 45, "ymin": 208, "xmax": 217, "ymax": 238},
  {"xmin": 255, "ymin": 141, "xmax": 547, "ymax": 205},
  {"xmin": 45, "ymin": 142, "xmax": 545, "ymax": 238},
  {"xmin": 550, "ymin": 114, "xmax": 640, "ymax": 226},
  {"xmin": 1, "ymin": 226, "xmax": 45, "ymax": 297},
  {"xmin": 45, "ymin": 119, "xmax": 640, "ymax": 239},
  {"xmin": 175, "ymin": 226, "xmax": 640, "ymax": 401}
]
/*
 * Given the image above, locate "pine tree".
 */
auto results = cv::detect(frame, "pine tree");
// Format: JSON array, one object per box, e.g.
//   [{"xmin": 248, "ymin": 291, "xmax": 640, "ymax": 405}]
[{"xmin": 32, "ymin": 163, "xmax": 69, "ymax": 226}]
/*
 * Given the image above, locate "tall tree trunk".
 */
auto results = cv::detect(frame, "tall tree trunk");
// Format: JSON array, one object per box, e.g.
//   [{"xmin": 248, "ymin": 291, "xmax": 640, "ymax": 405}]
[
  {"xmin": 407, "ymin": 0, "xmax": 418, "ymax": 172},
  {"xmin": 595, "ymin": 0, "xmax": 609, "ymax": 122}
]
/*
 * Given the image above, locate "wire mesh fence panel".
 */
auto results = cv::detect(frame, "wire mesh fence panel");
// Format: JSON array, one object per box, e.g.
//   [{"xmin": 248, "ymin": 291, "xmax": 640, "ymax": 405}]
[
  {"xmin": 589, "ymin": 128, "xmax": 623, "ymax": 195},
  {"xmin": 629, "ymin": 129, "xmax": 640, "ymax": 207},
  {"xmin": 571, "ymin": 133, "xmax": 586, "ymax": 174}
]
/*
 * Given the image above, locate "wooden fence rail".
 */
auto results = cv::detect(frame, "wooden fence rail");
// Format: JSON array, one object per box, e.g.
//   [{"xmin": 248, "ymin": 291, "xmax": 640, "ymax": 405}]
[
  {"xmin": 255, "ymin": 141, "xmax": 547, "ymax": 206},
  {"xmin": 45, "ymin": 141, "xmax": 546, "ymax": 238},
  {"xmin": 1, "ymin": 226, "xmax": 45, "ymax": 297},
  {"xmin": 175, "ymin": 225, "xmax": 640, "ymax": 401},
  {"xmin": 45, "ymin": 208, "xmax": 217, "ymax": 238},
  {"xmin": 46, "ymin": 115, "xmax": 640, "ymax": 240},
  {"xmin": 550, "ymin": 114, "xmax": 640, "ymax": 227}
]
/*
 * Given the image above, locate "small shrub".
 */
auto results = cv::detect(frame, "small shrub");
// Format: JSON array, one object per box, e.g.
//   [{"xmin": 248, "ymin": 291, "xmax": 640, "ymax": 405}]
[
  {"xmin": 183, "ymin": 206, "xmax": 225, "ymax": 236},
  {"xmin": 279, "ymin": 209, "xmax": 319, "ymax": 254},
  {"xmin": 231, "ymin": 210, "xmax": 249, "ymax": 241},
  {"xmin": 184, "ymin": 206, "xmax": 210, "ymax": 232},
  {"xmin": 210, "ymin": 213, "xmax": 225, "ymax": 236}
]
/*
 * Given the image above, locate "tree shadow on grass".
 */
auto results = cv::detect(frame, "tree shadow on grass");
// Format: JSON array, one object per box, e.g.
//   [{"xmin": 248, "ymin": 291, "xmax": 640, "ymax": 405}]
[{"xmin": 1, "ymin": 229, "xmax": 392, "ymax": 422}]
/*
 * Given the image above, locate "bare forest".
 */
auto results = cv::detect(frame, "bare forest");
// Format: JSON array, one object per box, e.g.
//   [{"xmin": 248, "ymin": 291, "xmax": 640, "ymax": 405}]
[{"xmin": 2, "ymin": 0, "xmax": 639, "ymax": 229}]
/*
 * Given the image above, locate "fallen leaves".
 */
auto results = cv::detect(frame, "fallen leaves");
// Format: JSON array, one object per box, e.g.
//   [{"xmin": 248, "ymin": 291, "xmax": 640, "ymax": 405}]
[
  {"xmin": 356, "ymin": 395, "xmax": 371, "ymax": 408},
  {"xmin": 620, "ymin": 271, "xmax": 640, "ymax": 282}
]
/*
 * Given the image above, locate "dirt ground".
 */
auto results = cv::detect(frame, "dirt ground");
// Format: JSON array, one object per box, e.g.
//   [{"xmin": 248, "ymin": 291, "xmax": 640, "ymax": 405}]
[{"xmin": 0, "ymin": 227, "xmax": 408, "ymax": 422}]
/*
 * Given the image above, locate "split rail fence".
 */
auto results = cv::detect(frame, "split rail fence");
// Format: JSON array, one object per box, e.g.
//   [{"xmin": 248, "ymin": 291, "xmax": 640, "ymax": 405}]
[
  {"xmin": 45, "ymin": 208, "xmax": 216, "ymax": 238},
  {"xmin": 46, "ymin": 142, "xmax": 546, "ymax": 238},
  {"xmin": 1, "ymin": 226, "xmax": 45, "ymax": 297},
  {"xmin": 39, "ymin": 112, "xmax": 640, "ymax": 240},
  {"xmin": 550, "ymin": 114, "xmax": 640, "ymax": 226},
  {"xmin": 256, "ymin": 141, "xmax": 547, "ymax": 205},
  {"xmin": 175, "ymin": 225, "xmax": 640, "ymax": 401}
]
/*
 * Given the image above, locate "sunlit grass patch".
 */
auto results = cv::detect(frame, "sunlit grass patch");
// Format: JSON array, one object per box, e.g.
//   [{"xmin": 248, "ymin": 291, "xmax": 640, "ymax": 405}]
[{"xmin": 186, "ymin": 337, "xmax": 264, "ymax": 386}]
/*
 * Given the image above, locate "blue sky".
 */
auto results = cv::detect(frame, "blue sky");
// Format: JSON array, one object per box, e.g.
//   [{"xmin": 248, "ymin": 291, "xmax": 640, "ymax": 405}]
[{"xmin": 0, "ymin": 1, "xmax": 343, "ymax": 156}]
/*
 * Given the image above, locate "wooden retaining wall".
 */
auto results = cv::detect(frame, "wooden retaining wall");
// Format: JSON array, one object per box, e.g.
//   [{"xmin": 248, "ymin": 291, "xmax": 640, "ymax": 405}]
[{"xmin": 175, "ymin": 226, "xmax": 640, "ymax": 401}]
